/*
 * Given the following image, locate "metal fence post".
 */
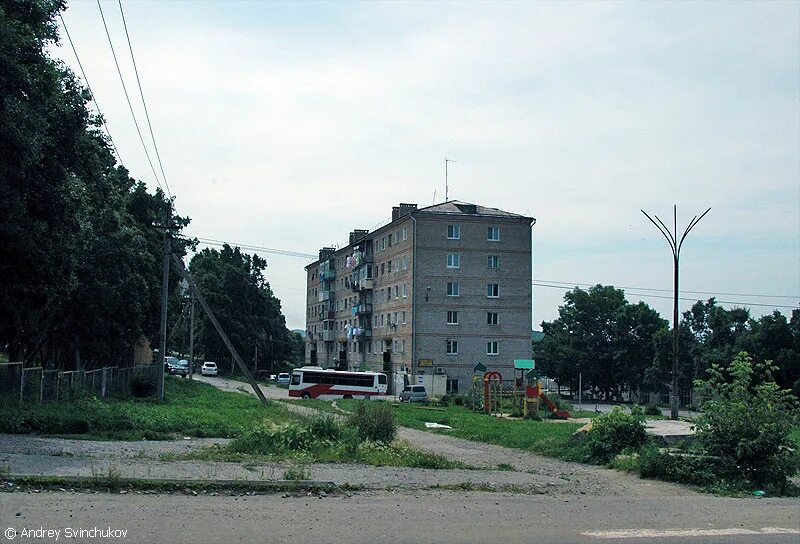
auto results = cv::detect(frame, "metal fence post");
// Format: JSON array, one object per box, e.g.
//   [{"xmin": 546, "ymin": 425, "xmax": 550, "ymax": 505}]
[{"xmin": 101, "ymin": 367, "xmax": 107, "ymax": 399}]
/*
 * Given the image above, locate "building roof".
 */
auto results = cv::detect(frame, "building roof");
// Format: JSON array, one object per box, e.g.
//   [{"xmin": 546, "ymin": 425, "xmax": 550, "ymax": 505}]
[
  {"xmin": 416, "ymin": 200, "xmax": 532, "ymax": 219},
  {"xmin": 305, "ymin": 200, "xmax": 535, "ymax": 268}
]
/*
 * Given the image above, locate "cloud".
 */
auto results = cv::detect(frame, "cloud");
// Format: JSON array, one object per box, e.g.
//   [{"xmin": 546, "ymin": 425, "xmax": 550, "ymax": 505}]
[{"xmin": 55, "ymin": 1, "xmax": 799, "ymax": 328}]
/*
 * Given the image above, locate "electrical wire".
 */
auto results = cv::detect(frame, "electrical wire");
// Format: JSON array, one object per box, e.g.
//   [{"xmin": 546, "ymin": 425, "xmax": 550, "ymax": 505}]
[
  {"xmin": 535, "ymin": 279, "xmax": 798, "ymax": 300},
  {"xmin": 187, "ymin": 237, "xmax": 317, "ymax": 259},
  {"xmin": 532, "ymin": 282, "xmax": 798, "ymax": 310},
  {"xmin": 58, "ymin": 13, "xmax": 123, "ymax": 164},
  {"xmin": 96, "ymin": 0, "xmax": 165, "ymax": 195},
  {"xmin": 117, "ymin": 0, "xmax": 172, "ymax": 200}
]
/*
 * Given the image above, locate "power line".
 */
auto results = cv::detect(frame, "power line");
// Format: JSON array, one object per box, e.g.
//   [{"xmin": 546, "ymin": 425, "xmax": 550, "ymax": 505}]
[
  {"xmin": 117, "ymin": 0, "xmax": 172, "ymax": 200},
  {"xmin": 96, "ymin": 0, "xmax": 165, "ymax": 195},
  {"xmin": 58, "ymin": 14, "xmax": 123, "ymax": 164},
  {"xmin": 532, "ymin": 282, "xmax": 798, "ymax": 310},
  {"xmin": 535, "ymin": 279, "xmax": 799, "ymax": 300},
  {"xmin": 188, "ymin": 237, "xmax": 317, "ymax": 259}
]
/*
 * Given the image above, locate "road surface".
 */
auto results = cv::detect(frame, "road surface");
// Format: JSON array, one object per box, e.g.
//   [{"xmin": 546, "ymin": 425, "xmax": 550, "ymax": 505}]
[{"xmin": 2, "ymin": 488, "xmax": 797, "ymax": 544}]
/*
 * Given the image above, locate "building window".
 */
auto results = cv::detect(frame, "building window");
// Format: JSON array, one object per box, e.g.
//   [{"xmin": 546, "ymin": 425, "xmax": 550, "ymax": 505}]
[
  {"xmin": 381, "ymin": 263, "xmax": 385, "ymax": 275},
  {"xmin": 395, "ymin": 231, "xmax": 400, "ymax": 244},
  {"xmin": 447, "ymin": 225, "xmax": 460, "ymax": 239},
  {"xmin": 487, "ymin": 283, "xmax": 499, "ymax": 298},
  {"xmin": 387, "ymin": 235, "xmax": 392, "ymax": 248},
  {"xmin": 402, "ymin": 283, "xmax": 407, "ymax": 298},
  {"xmin": 447, "ymin": 311, "xmax": 459, "ymax": 325},
  {"xmin": 380, "ymin": 315, "xmax": 384, "ymax": 327},
  {"xmin": 447, "ymin": 282, "xmax": 460, "ymax": 296},
  {"xmin": 401, "ymin": 340, "xmax": 406, "ymax": 353},
  {"xmin": 488, "ymin": 226, "xmax": 500, "ymax": 241},
  {"xmin": 402, "ymin": 311, "xmax": 406, "ymax": 324},
  {"xmin": 487, "ymin": 255, "xmax": 499, "ymax": 268},
  {"xmin": 388, "ymin": 260, "xmax": 392, "ymax": 273},
  {"xmin": 446, "ymin": 339, "xmax": 458, "ymax": 355},
  {"xmin": 447, "ymin": 253, "xmax": 461, "ymax": 268},
  {"xmin": 487, "ymin": 341, "xmax": 499, "ymax": 355},
  {"xmin": 394, "ymin": 285, "xmax": 399, "ymax": 299},
  {"xmin": 487, "ymin": 312, "xmax": 498, "ymax": 325},
  {"xmin": 402, "ymin": 255, "xmax": 408, "ymax": 271},
  {"xmin": 402, "ymin": 227, "xmax": 408, "ymax": 241}
]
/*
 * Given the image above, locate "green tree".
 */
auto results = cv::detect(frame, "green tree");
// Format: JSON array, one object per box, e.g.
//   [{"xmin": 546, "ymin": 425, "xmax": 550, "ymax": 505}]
[
  {"xmin": 539, "ymin": 285, "xmax": 668, "ymax": 400},
  {"xmin": 189, "ymin": 245, "xmax": 292, "ymax": 375},
  {"xmin": 694, "ymin": 352, "xmax": 800, "ymax": 490},
  {"xmin": 0, "ymin": 0, "xmax": 188, "ymax": 368}
]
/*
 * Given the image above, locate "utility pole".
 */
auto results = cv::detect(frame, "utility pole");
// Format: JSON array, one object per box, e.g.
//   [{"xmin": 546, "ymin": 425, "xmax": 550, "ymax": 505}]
[
  {"xmin": 444, "ymin": 158, "xmax": 457, "ymax": 201},
  {"xmin": 188, "ymin": 290, "xmax": 195, "ymax": 380},
  {"xmin": 170, "ymin": 253, "xmax": 269, "ymax": 406},
  {"xmin": 641, "ymin": 205, "xmax": 711, "ymax": 420},
  {"xmin": 254, "ymin": 345, "xmax": 258, "ymax": 379},
  {"xmin": 157, "ymin": 220, "xmax": 171, "ymax": 400}
]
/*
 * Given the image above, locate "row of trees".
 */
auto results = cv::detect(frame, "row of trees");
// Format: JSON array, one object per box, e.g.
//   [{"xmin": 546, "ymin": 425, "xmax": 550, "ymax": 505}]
[
  {"xmin": 537, "ymin": 285, "xmax": 800, "ymax": 400},
  {"xmin": 168, "ymin": 245, "xmax": 304, "ymax": 375},
  {"xmin": 0, "ymin": 1, "xmax": 300, "ymax": 371}
]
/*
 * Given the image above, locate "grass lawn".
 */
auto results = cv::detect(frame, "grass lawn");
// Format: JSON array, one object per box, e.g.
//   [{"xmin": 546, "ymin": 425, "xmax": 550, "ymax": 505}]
[
  {"xmin": 0, "ymin": 376, "xmax": 296, "ymax": 440},
  {"xmin": 337, "ymin": 400, "xmax": 586, "ymax": 461}
]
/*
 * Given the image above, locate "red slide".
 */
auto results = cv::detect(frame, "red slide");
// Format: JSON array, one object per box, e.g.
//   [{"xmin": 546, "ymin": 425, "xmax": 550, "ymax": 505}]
[{"xmin": 539, "ymin": 392, "xmax": 571, "ymax": 419}]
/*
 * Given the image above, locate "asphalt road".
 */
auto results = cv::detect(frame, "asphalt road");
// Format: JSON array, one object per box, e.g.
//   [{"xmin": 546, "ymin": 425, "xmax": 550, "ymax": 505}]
[{"xmin": 2, "ymin": 489, "xmax": 797, "ymax": 544}]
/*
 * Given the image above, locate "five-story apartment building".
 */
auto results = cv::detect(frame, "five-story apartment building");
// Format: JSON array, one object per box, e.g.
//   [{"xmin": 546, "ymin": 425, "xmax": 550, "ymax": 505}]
[{"xmin": 304, "ymin": 201, "xmax": 534, "ymax": 392}]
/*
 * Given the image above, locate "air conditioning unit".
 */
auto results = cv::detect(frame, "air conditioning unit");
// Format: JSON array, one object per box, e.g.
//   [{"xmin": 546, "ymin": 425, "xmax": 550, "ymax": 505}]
[{"xmin": 435, "ymin": 367, "xmax": 445, "ymax": 374}]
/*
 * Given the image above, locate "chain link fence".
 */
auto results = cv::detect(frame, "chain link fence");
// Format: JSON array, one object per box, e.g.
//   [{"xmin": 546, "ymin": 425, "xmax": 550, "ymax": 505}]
[{"xmin": 0, "ymin": 362, "xmax": 160, "ymax": 404}]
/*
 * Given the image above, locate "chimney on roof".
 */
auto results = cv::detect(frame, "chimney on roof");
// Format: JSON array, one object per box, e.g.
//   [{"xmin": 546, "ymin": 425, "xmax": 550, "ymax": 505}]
[
  {"xmin": 349, "ymin": 230, "xmax": 369, "ymax": 245},
  {"xmin": 392, "ymin": 203, "xmax": 417, "ymax": 220},
  {"xmin": 319, "ymin": 247, "xmax": 335, "ymax": 261}
]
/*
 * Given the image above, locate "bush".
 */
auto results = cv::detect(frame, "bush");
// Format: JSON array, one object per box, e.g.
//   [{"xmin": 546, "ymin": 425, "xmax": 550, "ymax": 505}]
[
  {"xmin": 229, "ymin": 422, "xmax": 313, "ymax": 454},
  {"xmin": 131, "ymin": 376, "xmax": 156, "ymax": 398},
  {"xmin": 306, "ymin": 413, "xmax": 342, "ymax": 441},
  {"xmin": 693, "ymin": 352, "xmax": 800, "ymax": 490},
  {"xmin": 586, "ymin": 406, "xmax": 648, "ymax": 463},
  {"xmin": 452, "ymin": 395, "xmax": 465, "ymax": 407},
  {"xmin": 638, "ymin": 444, "xmax": 721, "ymax": 486},
  {"xmin": 644, "ymin": 404, "xmax": 662, "ymax": 416},
  {"xmin": 347, "ymin": 401, "xmax": 397, "ymax": 443}
]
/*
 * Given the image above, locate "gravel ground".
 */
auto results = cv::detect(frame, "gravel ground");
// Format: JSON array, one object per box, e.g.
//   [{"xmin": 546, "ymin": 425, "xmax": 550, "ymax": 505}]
[{"xmin": 0, "ymin": 376, "xmax": 697, "ymax": 498}]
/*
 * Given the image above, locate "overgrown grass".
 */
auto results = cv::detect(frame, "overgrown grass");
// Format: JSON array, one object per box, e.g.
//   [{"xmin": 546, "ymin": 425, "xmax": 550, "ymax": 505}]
[
  {"xmin": 336, "ymin": 401, "xmax": 586, "ymax": 461},
  {"xmin": 0, "ymin": 377, "xmax": 296, "ymax": 440}
]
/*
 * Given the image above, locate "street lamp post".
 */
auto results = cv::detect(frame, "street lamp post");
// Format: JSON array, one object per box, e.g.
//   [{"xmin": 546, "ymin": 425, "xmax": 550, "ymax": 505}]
[{"xmin": 641, "ymin": 205, "xmax": 711, "ymax": 420}]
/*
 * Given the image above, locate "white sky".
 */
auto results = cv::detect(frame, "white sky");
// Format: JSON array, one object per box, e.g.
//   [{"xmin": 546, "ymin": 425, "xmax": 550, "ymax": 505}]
[{"xmin": 53, "ymin": 0, "xmax": 799, "ymax": 330}]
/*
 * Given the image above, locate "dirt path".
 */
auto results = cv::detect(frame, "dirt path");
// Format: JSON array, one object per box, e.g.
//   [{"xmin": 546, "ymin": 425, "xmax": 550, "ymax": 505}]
[{"xmin": 196, "ymin": 376, "xmax": 696, "ymax": 498}]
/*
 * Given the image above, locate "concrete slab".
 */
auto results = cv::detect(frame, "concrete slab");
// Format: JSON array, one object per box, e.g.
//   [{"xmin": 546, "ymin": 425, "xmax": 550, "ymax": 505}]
[{"xmin": 645, "ymin": 419, "xmax": 696, "ymax": 444}]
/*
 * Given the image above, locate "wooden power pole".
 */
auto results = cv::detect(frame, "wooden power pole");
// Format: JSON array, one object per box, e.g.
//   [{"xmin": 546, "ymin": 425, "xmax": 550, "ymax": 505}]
[{"xmin": 170, "ymin": 254, "xmax": 269, "ymax": 406}]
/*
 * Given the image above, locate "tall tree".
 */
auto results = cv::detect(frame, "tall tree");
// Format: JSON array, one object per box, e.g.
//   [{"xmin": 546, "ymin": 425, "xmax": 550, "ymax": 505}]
[
  {"xmin": 538, "ymin": 285, "xmax": 668, "ymax": 400},
  {"xmin": 189, "ymin": 245, "xmax": 292, "ymax": 375}
]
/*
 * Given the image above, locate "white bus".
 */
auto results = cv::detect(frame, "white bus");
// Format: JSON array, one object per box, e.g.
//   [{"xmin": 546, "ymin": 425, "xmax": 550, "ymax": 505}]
[{"xmin": 289, "ymin": 367, "xmax": 388, "ymax": 399}]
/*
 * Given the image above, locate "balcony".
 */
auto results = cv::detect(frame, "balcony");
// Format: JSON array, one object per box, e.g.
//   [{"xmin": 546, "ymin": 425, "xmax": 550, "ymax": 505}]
[
  {"xmin": 352, "ymin": 328, "xmax": 372, "ymax": 339},
  {"xmin": 319, "ymin": 290, "xmax": 333, "ymax": 302},
  {"xmin": 320, "ymin": 270, "xmax": 336, "ymax": 282},
  {"xmin": 352, "ymin": 278, "xmax": 373, "ymax": 291},
  {"xmin": 353, "ymin": 252, "xmax": 373, "ymax": 267},
  {"xmin": 322, "ymin": 331, "xmax": 335, "ymax": 342},
  {"xmin": 323, "ymin": 310, "xmax": 335, "ymax": 321},
  {"xmin": 354, "ymin": 303, "xmax": 373, "ymax": 315}
]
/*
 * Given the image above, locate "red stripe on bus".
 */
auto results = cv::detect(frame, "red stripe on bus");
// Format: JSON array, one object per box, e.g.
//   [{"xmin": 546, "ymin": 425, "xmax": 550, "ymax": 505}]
[{"xmin": 289, "ymin": 383, "xmax": 382, "ymax": 398}]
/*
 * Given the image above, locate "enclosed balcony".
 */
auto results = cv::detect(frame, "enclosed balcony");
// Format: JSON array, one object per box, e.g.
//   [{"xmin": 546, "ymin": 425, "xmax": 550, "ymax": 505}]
[
  {"xmin": 351, "ymin": 278, "xmax": 373, "ymax": 291},
  {"xmin": 319, "ymin": 270, "xmax": 336, "ymax": 282},
  {"xmin": 352, "ymin": 327, "xmax": 372, "ymax": 339},
  {"xmin": 322, "ymin": 331, "xmax": 335, "ymax": 342},
  {"xmin": 319, "ymin": 290, "xmax": 333, "ymax": 302},
  {"xmin": 354, "ymin": 303, "xmax": 373, "ymax": 315},
  {"xmin": 323, "ymin": 310, "xmax": 335, "ymax": 321}
]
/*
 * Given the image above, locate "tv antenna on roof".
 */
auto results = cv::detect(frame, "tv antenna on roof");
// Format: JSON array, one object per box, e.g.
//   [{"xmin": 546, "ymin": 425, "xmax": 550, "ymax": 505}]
[
  {"xmin": 432, "ymin": 189, "xmax": 437, "ymax": 204},
  {"xmin": 444, "ymin": 157, "xmax": 457, "ymax": 201}
]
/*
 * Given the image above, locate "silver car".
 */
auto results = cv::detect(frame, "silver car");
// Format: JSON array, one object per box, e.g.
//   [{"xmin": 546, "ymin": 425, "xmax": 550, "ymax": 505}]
[{"xmin": 399, "ymin": 385, "xmax": 428, "ymax": 402}]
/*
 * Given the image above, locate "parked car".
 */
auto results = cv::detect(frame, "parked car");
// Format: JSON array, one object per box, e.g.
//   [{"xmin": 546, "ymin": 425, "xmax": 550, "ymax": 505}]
[
  {"xmin": 201, "ymin": 362, "xmax": 218, "ymax": 376},
  {"xmin": 399, "ymin": 385, "xmax": 428, "ymax": 403},
  {"xmin": 276, "ymin": 372, "xmax": 290, "ymax": 385},
  {"xmin": 164, "ymin": 356, "xmax": 180, "ymax": 372},
  {"xmin": 170, "ymin": 360, "xmax": 189, "ymax": 377}
]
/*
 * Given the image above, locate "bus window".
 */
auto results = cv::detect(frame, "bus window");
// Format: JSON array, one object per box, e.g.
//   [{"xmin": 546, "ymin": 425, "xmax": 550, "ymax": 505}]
[
  {"xmin": 377, "ymin": 374, "xmax": 387, "ymax": 385},
  {"xmin": 291, "ymin": 374, "xmax": 301, "ymax": 385}
]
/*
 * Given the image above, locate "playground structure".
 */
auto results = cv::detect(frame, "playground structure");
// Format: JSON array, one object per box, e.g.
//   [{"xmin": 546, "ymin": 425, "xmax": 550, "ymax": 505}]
[{"xmin": 471, "ymin": 368, "xmax": 571, "ymax": 420}]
